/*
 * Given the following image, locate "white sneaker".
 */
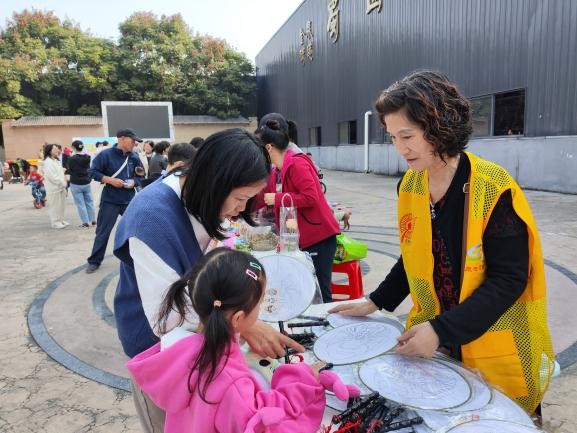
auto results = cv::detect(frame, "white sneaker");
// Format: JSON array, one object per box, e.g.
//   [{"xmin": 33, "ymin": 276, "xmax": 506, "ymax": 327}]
[
  {"xmin": 52, "ymin": 222, "xmax": 67, "ymax": 229},
  {"xmin": 62, "ymin": 221, "xmax": 70, "ymax": 227}
]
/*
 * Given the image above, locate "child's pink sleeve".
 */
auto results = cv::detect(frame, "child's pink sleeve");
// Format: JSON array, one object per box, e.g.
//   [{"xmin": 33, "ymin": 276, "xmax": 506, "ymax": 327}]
[{"xmin": 214, "ymin": 363, "xmax": 325, "ymax": 433}]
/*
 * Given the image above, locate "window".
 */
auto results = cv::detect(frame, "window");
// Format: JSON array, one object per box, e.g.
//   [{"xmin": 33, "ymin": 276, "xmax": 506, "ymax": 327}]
[
  {"xmin": 494, "ymin": 90, "xmax": 525, "ymax": 136},
  {"xmin": 469, "ymin": 89, "xmax": 525, "ymax": 137},
  {"xmin": 471, "ymin": 96, "xmax": 492, "ymax": 138},
  {"xmin": 308, "ymin": 126, "xmax": 322, "ymax": 146},
  {"xmin": 338, "ymin": 120, "xmax": 357, "ymax": 144}
]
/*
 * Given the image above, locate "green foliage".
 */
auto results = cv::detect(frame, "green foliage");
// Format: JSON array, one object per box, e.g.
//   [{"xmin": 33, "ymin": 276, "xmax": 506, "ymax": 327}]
[
  {"xmin": 0, "ymin": 10, "xmax": 116, "ymax": 117},
  {"xmin": 0, "ymin": 9, "xmax": 255, "ymax": 119},
  {"xmin": 114, "ymin": 12, "xmax": 255, "ymax": 118}
]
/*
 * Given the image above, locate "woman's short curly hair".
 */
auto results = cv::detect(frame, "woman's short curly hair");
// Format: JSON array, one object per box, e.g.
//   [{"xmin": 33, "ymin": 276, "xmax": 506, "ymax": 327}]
[{"xmin": 375, "ymin": 70, "xmax": 473, "ymax": 158}]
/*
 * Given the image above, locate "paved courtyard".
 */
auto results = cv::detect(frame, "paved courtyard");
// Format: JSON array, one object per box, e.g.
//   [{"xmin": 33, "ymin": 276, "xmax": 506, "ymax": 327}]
[{"xmin": 0, "ymin": 169, "xmax": 576, "ymax": 432}]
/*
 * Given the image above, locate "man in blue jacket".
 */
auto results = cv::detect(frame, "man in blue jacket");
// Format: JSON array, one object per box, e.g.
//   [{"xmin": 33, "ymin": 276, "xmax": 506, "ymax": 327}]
[{"xmin": 86, "ymin": 128, "xmax": 144, "ymax": 273}]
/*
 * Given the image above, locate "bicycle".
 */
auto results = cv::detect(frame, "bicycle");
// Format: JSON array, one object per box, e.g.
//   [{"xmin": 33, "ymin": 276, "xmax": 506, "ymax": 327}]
[{"xmin": 318, "ymin": 170, "xmax": 327, "ymax": 194}]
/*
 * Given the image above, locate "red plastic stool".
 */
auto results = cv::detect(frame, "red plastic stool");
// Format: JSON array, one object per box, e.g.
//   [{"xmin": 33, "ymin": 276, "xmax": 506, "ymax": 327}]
[{"xmin": 331, "ymin": 260, "xmax": 364, "ymax": 300}]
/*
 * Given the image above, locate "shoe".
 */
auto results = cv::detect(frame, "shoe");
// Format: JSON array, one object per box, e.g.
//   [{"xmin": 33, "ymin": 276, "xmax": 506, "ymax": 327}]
[
  {"xmin": 85, "ymin": 264, "xmax": 100, "ymax": 274},
  {"xmin": 62, "ymin": 221, "xmax": 70, "ymax": 227},
  {"xmin": 52, "ymin": 222, "xmax": 67, "ymax": 229},
  {"xmin": 91, "ymin": 221, "xmax": 97, "ymax": 226},
  {"xmin": 78, "ymin": 223, "xmax": 90, "ymax": 228}
]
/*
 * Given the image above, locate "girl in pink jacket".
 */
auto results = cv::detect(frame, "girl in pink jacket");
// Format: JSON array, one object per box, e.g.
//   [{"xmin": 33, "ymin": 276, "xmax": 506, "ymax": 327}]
[{"xmin": 127, "ymin": 248, "xmax": 358, "ymax": 433}]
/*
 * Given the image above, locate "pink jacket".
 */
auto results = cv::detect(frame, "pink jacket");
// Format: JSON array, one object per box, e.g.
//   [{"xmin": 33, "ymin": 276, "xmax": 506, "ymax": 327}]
[{"xmin": 127, "ymin": 334, "xmax": 327, "ymax": 433}]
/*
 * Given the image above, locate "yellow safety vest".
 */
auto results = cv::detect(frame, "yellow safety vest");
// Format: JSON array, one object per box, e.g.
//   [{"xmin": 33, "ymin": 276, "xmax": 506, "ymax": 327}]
[{"xmin": 397, "ymin": 152, "xmax": 554, "ymax": 412}]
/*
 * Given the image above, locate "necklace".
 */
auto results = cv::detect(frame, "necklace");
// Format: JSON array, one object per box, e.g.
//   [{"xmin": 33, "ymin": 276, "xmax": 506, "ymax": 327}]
[
  {"xmin": 430, "ymin": 199, "xmax": 437, "ymax": 220},
  {"xmin": 429, "ymin": 154, "xmax": 461, "ymax": 221}
]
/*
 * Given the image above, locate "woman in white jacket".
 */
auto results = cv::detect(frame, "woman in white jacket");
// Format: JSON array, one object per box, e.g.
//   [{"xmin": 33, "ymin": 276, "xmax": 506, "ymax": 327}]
[{"xmin": 43, "ymin": 144, "xmax": 69, "ymax": 229}]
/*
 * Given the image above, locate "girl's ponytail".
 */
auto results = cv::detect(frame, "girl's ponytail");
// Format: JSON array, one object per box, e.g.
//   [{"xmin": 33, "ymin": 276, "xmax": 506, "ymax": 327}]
[
  {"xmin": 156, "ymin": 268, "xmax": 196, "ymax": 335},
  {"xmin": 158, "ymin": 248, "xmax": 265, "ymax": 403},
  {"xmin": 188, "ymin": 302, "xmax": 232, "ymax": 400}
]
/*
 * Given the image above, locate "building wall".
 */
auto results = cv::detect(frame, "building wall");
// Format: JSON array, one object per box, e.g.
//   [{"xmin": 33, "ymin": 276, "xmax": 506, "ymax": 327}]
[
  {"xmin": 304, "ymin": 136, "xmax": 577, "ymax": 194},
  {"xmin": 2, "ymin": 122, "xmax": 103, "ymax": 160},
  {"xmin": 173, "ymin": 118, "xmax": 258, "ymax": 143},
  {"xmin": 2, "ymin": 118, "xmax": 259, "ymax": 160},
  {"xmin": 256, "ymin": 0, "xmax": 577, "ymax": 144}
]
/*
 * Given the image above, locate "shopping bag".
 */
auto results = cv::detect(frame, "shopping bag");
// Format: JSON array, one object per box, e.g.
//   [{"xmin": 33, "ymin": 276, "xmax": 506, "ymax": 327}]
[
  {"xmin": 279, "ymin": 193, "xmax": 299, "ymax": 252},
  {"xmin": 333, "ymin": 233, "xmax": 367, "ymax": 264}
]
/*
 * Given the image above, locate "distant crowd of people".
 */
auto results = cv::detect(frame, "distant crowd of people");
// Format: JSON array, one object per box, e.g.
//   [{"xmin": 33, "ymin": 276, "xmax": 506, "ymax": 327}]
[{"xmin": 1, "ymin": 134, "xmax": 201, "ymax": 233}]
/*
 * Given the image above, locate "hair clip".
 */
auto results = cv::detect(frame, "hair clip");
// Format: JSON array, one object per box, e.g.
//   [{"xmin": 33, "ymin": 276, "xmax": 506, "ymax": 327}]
[
  {"xmin": 249, "ymin": 262, "xmax": 262, "ymax": 271},
  {"xmin": 213, "ymin": 300, "xmax": 222, "ymax": 308},
  {"xmin": 246, "ymin": 269, "xmax": 258, "ymax": 281}
]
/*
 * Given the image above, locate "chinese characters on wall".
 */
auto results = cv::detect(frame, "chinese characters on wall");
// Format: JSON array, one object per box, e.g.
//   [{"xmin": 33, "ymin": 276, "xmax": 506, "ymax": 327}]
[
  {"xmin": 299, "ymin": 20, "xmax": 314, "ymax": 64},
  {"xmin": 298, "ymin": 0, "xmax": 382, "ymax": 61},
  {"xmin": 327, "ymin": 0, "xmax": 340, "ymax": 43},
  {"xmin": 366, "ymin": 0, "xmax": 383, "ymax": 14}
]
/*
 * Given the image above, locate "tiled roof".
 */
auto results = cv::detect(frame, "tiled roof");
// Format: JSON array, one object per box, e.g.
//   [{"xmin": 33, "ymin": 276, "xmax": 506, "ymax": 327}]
[
  {"xmin": 173, "ymin": 115, "xmax": 250, "ymax": 124},
  {"xmin": 12, "ymin": 116, "xmax": 103, "ymax": 127}
]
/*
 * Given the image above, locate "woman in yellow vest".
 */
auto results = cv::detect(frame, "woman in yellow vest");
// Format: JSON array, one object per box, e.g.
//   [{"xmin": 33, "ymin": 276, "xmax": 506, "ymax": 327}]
[{"xmin": 330, "ymin": 70, "xmax": 554, "ymax": 415}]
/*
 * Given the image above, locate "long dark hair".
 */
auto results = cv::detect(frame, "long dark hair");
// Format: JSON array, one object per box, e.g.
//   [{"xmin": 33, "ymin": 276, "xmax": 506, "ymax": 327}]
[
  {"xmin": 374, "ymin": 70, "xmax": 473, "ymax": 158},
  {"xmin": 157, "ymin": 248, "xmax": 266, "ymax": 403},
  {"xmin": 181, "ymin": 128, "xmax": 271, "ymax": 240}
]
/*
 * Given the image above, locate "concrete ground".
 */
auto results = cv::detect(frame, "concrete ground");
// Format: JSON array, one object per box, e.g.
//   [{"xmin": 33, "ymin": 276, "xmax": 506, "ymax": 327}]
[{"xmin": 0, "ymin": 170, "xmax": 576, "ymax": 432}]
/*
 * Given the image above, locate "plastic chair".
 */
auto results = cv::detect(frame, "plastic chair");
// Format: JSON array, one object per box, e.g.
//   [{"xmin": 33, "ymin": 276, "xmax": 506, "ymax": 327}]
[{"xmin": 331, "ymin": 260, "xmax": 364, "ymax": 300}]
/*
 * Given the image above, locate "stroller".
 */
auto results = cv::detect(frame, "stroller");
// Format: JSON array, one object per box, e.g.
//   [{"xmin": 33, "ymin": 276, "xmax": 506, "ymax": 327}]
[
  {"xmin": 30, "ymin": 179, "xmax": 46, "ymax": 209},
  {"xmin": 8, "ymin": 162, "xmax": 23, "ymax": 183}
]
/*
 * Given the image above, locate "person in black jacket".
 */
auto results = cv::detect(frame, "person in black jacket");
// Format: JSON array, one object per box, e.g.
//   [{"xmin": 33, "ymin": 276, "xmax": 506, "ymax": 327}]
[{"xmin": 68, "ymin": 140, "xmax": 96, "ymax": 228}]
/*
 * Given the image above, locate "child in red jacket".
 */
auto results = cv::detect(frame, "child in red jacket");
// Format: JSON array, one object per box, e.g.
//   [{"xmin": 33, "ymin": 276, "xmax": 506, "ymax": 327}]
[{"xmin": 28, "ymin": 165, "xmax": 46, "ymax": 208}]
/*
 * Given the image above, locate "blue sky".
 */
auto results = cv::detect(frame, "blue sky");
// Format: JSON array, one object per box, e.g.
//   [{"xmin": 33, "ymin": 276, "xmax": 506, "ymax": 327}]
[{"xmin": 0, "ymin": 0, "xmax": 303, "ymax": 62}]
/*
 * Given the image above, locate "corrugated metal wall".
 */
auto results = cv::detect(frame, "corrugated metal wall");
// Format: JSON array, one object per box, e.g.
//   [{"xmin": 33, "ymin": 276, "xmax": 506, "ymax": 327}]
[{"xmin": 256, "ymin": 0, "xmax": 577, "ymax": 145}]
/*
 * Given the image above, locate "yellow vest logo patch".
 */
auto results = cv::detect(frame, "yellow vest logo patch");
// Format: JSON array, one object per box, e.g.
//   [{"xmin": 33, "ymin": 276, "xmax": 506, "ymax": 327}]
[
  {"xmin": 467, "ymin": 243, "xmax": 484, "ymax": 262},
  {"xmin": 400, "ymin": 213, "xmax": 416, "ymax": 243}
]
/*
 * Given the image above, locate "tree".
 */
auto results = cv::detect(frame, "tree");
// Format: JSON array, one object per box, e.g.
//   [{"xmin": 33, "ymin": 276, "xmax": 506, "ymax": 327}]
[
  {"xmin": 0, "ymin": 10, "xmax": 117, "ymax": 117},
  {"xmin": 0, "ymin": 54, "xmax": 40, "ymax": 118},
  {"xmin": 0, "ymin": 10, "xmax": 256, "ymax": 119},
  {"xmin": 115, "ymin": 12, "xmax": 255, "ymax": 118},
  {"xmin": 200, "ymin": 36, "xmax": 255, "ymax": 119}
]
